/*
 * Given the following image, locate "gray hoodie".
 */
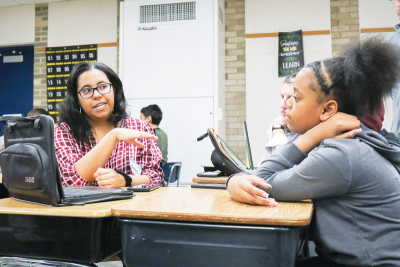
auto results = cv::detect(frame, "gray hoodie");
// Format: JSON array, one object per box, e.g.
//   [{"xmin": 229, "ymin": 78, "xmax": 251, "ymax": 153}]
[
  {"xmin": 390, "ymin": 23, "xmax": 400, "ymax": 138},
  {"xmin": 249, "ymin": 125, "xmax": 400, "ymax": 266}
]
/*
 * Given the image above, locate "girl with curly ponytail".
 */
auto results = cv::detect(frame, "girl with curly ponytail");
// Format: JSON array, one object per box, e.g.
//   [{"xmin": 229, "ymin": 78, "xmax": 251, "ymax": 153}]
[{"xmin": 227, "ymin": 37, "xmax": 400, "ymax": 267}]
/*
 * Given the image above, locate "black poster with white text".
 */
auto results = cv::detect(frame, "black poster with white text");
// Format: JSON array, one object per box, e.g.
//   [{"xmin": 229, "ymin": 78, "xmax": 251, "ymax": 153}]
[{"xmin": 278, "ymin": 30, "xmax": 304, "ymax": 77}]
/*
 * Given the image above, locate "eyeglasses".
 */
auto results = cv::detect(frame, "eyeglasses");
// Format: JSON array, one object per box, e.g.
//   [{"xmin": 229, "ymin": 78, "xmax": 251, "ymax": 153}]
[{"xmin": 77, "ymin": 83, "xmax": 112, "ymax": 99}]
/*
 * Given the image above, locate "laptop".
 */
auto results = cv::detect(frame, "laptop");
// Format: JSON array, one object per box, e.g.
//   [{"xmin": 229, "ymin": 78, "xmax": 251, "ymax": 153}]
[
  {"xmin": 243, "ymin": 121, "xmax": 255, "ymax": 171},
  {"xmin": 208, "ymin": 122, "xmax": 254, "ymax": 175},
  {"xmin": 193, "ymin": 122, "xmax": 254, "ymax": 189},
  {"xmin": 0, "ymin": 115, "xmax": 134, "ymax": 206}
]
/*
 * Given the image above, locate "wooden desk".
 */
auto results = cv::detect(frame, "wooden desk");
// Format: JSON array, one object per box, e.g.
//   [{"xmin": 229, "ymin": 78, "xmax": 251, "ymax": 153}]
[
  {"xmin": 113, "ymin": 187, "xmax": 313, "ymax": 267},
  {"xmin": 192, "ymin": 176, "xmax": 229, "ymax": 184},
  {"xmin": 0, "ymin": 187, "xmax": 170, "ymax": 217},
  {"xmin": 113, "ymin": 187, "xmax": 312, "ymax": 226},
  {"xmin": 0, "ymin": 187, "xmax": 167, "ymax": 265}
]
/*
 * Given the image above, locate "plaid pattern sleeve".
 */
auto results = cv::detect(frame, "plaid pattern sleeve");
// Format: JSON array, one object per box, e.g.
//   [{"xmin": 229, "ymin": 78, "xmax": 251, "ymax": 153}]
[
  {"xmin": 117, "ymin": 118, "xmax": 164, "ymax": 186},
  {"xmin": 54, "ymin": 123, "xmax": 98, "ymax": 186}
]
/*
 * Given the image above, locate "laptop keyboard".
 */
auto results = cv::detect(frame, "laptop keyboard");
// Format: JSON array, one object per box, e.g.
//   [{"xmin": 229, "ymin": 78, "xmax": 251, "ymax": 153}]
[{"xmin": 63, "ymin": 186, "xmax": 121, "ymax": 197}]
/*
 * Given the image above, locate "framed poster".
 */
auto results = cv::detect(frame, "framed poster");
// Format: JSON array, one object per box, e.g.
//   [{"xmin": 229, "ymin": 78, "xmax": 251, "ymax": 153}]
[
  {"xmin": 46, "ymin": 44, "xmax": 97, "ymax": 123},
  {"xmin": 278, "ymin": 30, "xmax": 304, "ymax": 77}
]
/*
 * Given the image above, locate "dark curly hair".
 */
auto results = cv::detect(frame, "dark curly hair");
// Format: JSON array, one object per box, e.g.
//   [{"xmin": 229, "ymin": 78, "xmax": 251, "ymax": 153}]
[
  {"xmin": 59, "ymin": 62, "xmax": 128, "ymax": 144},
  {"xmin": 306, "ymin": 37, "xmax": 400, "ymax": 117}
]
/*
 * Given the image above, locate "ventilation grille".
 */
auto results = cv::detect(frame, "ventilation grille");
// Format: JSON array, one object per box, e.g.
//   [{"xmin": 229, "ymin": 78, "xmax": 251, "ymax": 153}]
[{"xmin": 140, "ymin": 2, "xmax": 196, "ymax": 23}]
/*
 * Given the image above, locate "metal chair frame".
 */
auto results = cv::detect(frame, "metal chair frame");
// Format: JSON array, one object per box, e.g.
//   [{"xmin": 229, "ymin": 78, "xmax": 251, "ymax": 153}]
[{"xmin": 163, "ymin": 162, "xmax": 182, "ymax": 187}]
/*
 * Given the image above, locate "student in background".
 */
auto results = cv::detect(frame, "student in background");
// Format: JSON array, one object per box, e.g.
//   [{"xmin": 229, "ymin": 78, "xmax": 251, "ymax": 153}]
[
  {"xmin": 140, "ymin": 104, "xmax": 168, "ymax": 164},
  {"xmin": 258, "ymin": 73, "xmax": 300, "ymax": 166},
  {"xmin": 27, "ymin": 108, "xmax": 50, "ymax": 117},
  {"xmin": 227, "ymin": 38, "xmax": 400, "ymax": 267},
  {"xmin": 55, "ymin": 62, "xmax": 164, "ymax": 188}
]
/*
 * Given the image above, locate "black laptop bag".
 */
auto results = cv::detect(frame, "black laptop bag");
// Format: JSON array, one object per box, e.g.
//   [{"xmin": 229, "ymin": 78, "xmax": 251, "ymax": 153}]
[{"xmin": 0, "ymin": 115, "xmax": 66, "ymax": 206}]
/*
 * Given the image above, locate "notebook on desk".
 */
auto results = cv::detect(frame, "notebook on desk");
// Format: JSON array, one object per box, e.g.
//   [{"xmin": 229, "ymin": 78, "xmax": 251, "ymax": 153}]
[{"xmin": 0, "ymin": 115, "xmax": 134, "ymax": 206}]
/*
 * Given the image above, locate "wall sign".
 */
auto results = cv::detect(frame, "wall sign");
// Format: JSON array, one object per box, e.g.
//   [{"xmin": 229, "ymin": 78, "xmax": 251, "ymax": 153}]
[
  {"xmin": 278, "ymin": 30, "xmax": 304, "ymax": 77},
  {"xmin": 46, "ymin": 44, "xmax": 97, "ymax": 123}
]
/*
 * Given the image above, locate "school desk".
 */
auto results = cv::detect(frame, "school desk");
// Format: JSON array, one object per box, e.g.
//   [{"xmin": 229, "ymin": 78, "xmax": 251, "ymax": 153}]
[
  {"xmin": 112, "ymin": 187, "xmax": 313, "ymax": 267},
  {"xmin": 0, "ymin": 188, "xmax": 168, "ymax": 266}
]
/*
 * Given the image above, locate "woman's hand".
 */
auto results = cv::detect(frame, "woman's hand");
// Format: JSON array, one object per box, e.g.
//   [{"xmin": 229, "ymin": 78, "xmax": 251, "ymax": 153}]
[
  {"xmin": 295, "ymin": 112, "xmax": 361, "ymax": 154},
  {"xmin": 315, "ymin": 112, "xmax": 361, "ymax": 140},
  {"xmin": 94, "ymin": 168, "xmax": 127, "ymax": 188},
  {"xmin": 112, "ymin": 128, "xmax": 158, "ymax": 148},
  {"xmin": 227, "ymin": 175, "xmax": 278, "ymax": 207}
]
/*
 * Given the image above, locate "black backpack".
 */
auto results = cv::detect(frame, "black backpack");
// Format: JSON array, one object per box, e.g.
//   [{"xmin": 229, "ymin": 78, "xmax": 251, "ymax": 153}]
[{"xmin": 0, "ymin": 115, "xmax": 66, "ymax": 206}]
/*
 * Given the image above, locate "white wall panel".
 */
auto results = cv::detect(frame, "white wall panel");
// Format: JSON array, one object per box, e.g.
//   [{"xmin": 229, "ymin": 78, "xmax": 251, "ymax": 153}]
[
  {"xmin": 246, "ymin": 0, "xmax": 330, "ymax": 34},
  {"xmin": 98, "ymin": 46, "xmax": 118, "ymax": 73},
  {"xmin": 359, "ymin": 0, "xmax": 398, "ymax": 29},
  {"xmin": 48, "ymin": 0, "xmax": 117, "ymax": 47},
  {"xmin": 122, "ymin": 0, "xmax": 214, "ymax": 99},
  {"xmin": 0, "ymin": 4, "xmax": 34, "ymax": 46},
  {"xmin": 245, "ymin": 0, "xmax": 331, "ymax": 165},
  {"xmin": 121, "ymin": 0, "xmax": 224, "ymax": 184}
]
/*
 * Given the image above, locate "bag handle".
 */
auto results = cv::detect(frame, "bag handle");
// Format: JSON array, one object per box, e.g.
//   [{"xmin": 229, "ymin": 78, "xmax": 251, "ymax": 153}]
[
  {"xmin": 0, "ymin": 116, "xmax": 41, "ymax": 133},
  {"xmin": 0, "ymin": 116, "xmax": 37, "ymax": 123}
]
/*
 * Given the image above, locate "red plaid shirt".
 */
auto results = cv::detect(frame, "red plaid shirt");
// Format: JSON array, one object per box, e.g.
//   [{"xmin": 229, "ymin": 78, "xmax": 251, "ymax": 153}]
[{"xmin": 54, "ymin": 117, "xmax": 164, "ymax": 187}]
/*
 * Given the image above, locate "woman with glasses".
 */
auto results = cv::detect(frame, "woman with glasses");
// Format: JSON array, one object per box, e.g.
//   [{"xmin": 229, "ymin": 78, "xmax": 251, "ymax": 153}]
[{"xmin": 55, "ymin": 62, "xmax": 164, "ymax": 188}]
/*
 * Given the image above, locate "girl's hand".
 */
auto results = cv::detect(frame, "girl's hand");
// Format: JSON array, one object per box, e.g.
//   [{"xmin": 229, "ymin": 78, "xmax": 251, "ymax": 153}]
[
  {"xmin": 227, "ymin": 175, "xmax": 278, "ymax": 207},
  {"xmin": 112, "ymin": 128, "xmax": 158, "ymax": 148},
  {"xmin": 94, "ymin": 168, "xmax": 127, "ymax": 188},
  {"xmin": 315, "ymin": 112, "xmax": 361, "ymax": 141}
]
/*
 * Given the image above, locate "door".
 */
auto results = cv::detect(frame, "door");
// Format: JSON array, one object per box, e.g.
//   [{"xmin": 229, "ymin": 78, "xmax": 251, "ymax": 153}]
[{"xmin": 0, "ymin": 46, "xmax": 34, "ymax": 134}]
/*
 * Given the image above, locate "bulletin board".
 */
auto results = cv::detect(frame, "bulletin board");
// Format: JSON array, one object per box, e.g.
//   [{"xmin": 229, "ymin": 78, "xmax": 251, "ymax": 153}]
[{"xmin": 46, "ymin": 44, "xmax": 97, "ymax": 123}]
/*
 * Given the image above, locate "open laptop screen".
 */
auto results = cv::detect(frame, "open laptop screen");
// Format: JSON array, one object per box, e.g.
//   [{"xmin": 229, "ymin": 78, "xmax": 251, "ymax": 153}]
[{"xmin": 243, "ymin": 121, "xmax": 254, "ymax": 170}]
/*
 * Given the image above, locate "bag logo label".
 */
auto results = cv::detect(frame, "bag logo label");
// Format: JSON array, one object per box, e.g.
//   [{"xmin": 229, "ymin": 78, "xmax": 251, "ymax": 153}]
[{"xmin": 25, "ymin": 177, "xmax": 35, "ymax": 183}]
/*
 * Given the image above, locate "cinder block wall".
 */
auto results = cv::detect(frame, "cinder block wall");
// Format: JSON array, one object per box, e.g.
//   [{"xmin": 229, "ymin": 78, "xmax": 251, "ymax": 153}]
[
  {"xmin": 225, "ymin": 0, "xmax": 247, "ymax": 161},
  {"xmin": 330, "ymin": 0, "xmax": 359, "ymax": 57},
  {"xmin": 33, "ymin": 4, "xmax": 48, "ymax": 109}
]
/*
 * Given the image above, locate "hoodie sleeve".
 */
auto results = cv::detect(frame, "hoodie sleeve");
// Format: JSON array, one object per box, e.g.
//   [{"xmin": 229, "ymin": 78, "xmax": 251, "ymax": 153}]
[{"xmin": 254, "ymin": 141, "xmax": 353, "ymax": 201}]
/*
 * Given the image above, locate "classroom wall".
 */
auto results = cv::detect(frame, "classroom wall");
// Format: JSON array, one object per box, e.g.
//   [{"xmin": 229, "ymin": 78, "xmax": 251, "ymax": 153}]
[
  {"xmin": 245, "ymin": 0, "xmax": 332, "ymax": 165},
  {"xmin": 0, "ymin": 0, "xmax": 118, "ymax": 109},
  {"xmin": 225, "ymin": 0, "xmax": 247, "ymax": 160},
  {"xmin": 359, "ymin": 0, "xmax": 399, "ymax": 131},
  {"xmin": 359, "ymin": 0, "xmax": 397, "ymax": 29},
  {"xmin": 48, "ymin": 0, "xmax": 118, "ymax": 72},
  {"xmin": 0, "ymin": 5, "xmax": 35, "ymax": 46}
]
